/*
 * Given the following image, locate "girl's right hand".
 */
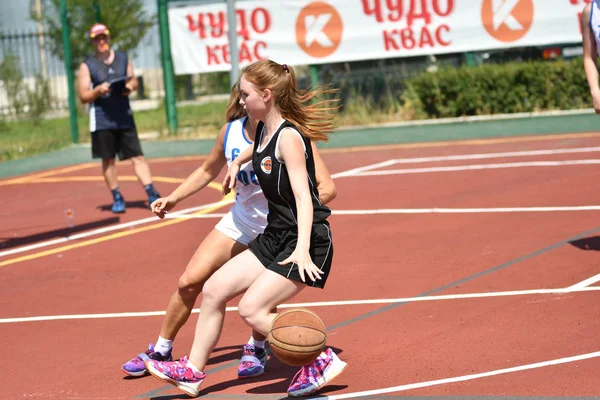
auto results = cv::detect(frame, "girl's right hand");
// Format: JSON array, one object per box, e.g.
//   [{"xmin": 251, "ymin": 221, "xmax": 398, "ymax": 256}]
[
  {"xmin": 593, "ymin": 89, "xmax": 600, "ymax": 113},
  {"xmin": 222, "ymin": 163, "xmax": 240, "ymax": 195},
  {"xmin": 151, "ymin": 195, "xmax": 177, "ymax": 219}
]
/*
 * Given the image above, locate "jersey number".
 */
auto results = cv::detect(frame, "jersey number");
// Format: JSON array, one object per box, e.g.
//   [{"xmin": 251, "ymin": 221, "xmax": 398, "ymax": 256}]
[{"xmin": 237, "ymin": 170, "xmax": 259, "ymax": 186}]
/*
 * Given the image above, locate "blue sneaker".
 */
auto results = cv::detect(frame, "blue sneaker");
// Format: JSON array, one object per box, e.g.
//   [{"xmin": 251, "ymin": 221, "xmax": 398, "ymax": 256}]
[
  {"xmin": 237, "ymin": 344, "xmax": 268, "ymax": 378},
  {"xmin": 111, "ymin": 194, "xmax": 126, "ymax": 213}
]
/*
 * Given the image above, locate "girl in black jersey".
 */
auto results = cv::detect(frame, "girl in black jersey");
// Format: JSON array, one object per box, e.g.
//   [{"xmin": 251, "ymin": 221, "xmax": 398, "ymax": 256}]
[{"xmin": 146, "ymin": 60, "xmax": 346, "ymax": 398}]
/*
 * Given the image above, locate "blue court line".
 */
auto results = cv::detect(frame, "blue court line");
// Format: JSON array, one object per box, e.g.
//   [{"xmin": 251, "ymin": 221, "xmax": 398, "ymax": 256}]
[{"xmin": 133, "ymin": 225, "xmax": 600, "ymax": 399}]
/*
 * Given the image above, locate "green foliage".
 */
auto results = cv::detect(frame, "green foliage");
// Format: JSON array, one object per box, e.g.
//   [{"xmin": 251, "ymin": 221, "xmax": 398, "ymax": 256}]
[
  {"xmin": 405, "ymin": 59, "xmax": 589, "ymax": 118},
  {"xmin": 0, "ymin": 51, "xmax": 25, "ymax": 116},
  {"xmin": 34, "ymin": 0, "xmax": 156, "ymax": 71},
  {"xmin": 25, "ymin": 73, "xmax": 53, "ymax": 125},
  {"xmin": 0, "ymin": 51, "xmax": 53, "ymax": 123}
]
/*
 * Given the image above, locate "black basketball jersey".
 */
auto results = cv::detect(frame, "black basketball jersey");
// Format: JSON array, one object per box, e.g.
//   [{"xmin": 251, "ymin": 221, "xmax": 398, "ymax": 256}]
[
  {"xmin": 84, "ymin": 50, "xmax": 135, "ymax": 132},
  {"xmin": 252, "ymin": 120, "xmax": 331, "ymax": 230}
]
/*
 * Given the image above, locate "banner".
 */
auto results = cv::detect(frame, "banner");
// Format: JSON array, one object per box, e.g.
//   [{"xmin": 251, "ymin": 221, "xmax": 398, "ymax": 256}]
[{"xmin": 168, "ymin": 0, "xmax": 590, "ymax": 75}]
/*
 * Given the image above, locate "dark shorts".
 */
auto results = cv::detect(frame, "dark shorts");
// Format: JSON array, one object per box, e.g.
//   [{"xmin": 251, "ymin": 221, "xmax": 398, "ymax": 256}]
[
  {"xmin": 248, "ymin": 223, "xmax": 333, "ymax": 289},
  {"xmin": 91, "ymin": 128, "xmax": 143, "ymax": 161}
]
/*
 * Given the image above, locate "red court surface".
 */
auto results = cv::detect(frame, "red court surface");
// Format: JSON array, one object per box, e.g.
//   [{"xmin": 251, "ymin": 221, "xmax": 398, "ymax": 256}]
[{"xmin": 2, "ymin": 133, "xmax": 600, "ymax": 399}]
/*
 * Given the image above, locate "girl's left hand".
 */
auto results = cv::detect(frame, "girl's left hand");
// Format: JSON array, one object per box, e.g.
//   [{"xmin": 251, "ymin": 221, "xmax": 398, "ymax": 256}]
[
  {"xmin": 278, "ymin": 249, "xmax": 323, "ymax": 283},
  {"xmin": 222, "ymin": 162, "xmax": 240, "ymax": 195}
]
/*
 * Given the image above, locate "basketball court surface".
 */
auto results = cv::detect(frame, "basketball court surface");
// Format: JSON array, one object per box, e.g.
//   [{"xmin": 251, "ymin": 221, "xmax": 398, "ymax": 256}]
[{"xmin": 2, "ymin": 131, "xmax": 600, "ymax": 399}]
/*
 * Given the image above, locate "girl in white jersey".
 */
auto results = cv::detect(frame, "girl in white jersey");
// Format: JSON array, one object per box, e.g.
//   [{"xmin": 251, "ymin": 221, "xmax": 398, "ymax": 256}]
[
  {"xmin": 582, "ymin": 1, "xmax": 600, "ymax": 113},
  {"xmin": 146, "ymin": 60, "xmax": 346, "ymax": 398},
  {"xmin": 121, "ymin": 83, "xmax": 337, "ymax": 379}
]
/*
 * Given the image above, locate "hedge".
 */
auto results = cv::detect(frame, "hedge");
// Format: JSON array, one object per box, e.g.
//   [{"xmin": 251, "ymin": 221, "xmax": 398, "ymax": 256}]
[{"xmin": 404, "ymin": 58, "xmax": 591, "ymax": 118}]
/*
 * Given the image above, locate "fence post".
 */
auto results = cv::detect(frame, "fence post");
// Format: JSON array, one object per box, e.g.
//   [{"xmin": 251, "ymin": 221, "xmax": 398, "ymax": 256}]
[
  {"xmin": 465, "ymin": 52, "xmax": 477, "ymax": 67},
  {"xmin": 93, "ymin": 1, "xmax": 101, "ymax": 23},
  {"xmin": 226, "ymin": 0, "xmax": 239, "ymax": 86},
  {"xmin": 157, "ymin": 0, "xmax": 178, "ymax": 134},
  {"xmin": 59, "ymin": 0, "xmax": 79, "ymax": 144},
  {"xmin": 308, "ymin": 65, "xmax": 320, "ymax": 87}
]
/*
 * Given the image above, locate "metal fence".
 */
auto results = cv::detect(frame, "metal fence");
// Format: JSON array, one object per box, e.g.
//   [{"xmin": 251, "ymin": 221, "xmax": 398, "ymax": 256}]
[{"xmin": 0, "ymin": 29, "xmax": 68, "ymax": 116}]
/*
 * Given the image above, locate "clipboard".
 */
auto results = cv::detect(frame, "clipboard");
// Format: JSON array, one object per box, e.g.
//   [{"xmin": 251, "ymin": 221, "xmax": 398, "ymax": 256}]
[{"xmin": 108, "ymin": 75, "xmax": 132, "ymax": 91}]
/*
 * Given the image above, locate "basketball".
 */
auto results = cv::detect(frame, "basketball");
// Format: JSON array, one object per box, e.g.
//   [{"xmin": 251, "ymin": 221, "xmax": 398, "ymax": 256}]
[{"xmin": 268, "ymin": 308, "xmax": 327, "ymax": 366}]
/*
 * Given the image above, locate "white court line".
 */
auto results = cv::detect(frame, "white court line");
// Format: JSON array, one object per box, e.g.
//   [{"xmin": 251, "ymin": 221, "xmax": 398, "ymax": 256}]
[
  {"xmin": 2, "ymin": 286, "xmax": 599, "ymax": 324},
  {"xmin": 355, "ymin": 159, "xmax": 600, "ymax": 176},
  {"xmin": 4, "ymin": 149, "xmax": 598, "ymax": 258},
  {"xmin": 1, "ymin": 158, "xmax": 372, "ymax": 258},
  {"xmin": 169, "ymin": 206, "xmax": 600, "ymax": 219},
  {"xmin": 388, "ymin": 146, "xmax": 600, "ymax": 164},
  {"xmin": 567, "ymin": 273, "xmax": 600, "ymax": 290},
  {"xmin": 318, "ymin": 350, "xmax": 600, "ymax": 400},
  {"xmin": 0, "ymin": 199, "xmax": 235, "ymax": 258},
  {"xmin": 330, "ymin": 160, "xmax": 397, "ymax": 178},
  {"xmin": 331, "ymin": 206, "xmax": 600, "ymax": 214},
  {"xmin": 166, "ymin": 213, "xmax": 226, "ymax": 219}
]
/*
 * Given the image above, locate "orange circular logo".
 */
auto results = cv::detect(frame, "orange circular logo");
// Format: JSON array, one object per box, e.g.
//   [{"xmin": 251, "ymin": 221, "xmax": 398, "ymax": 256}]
[
  {"xmin": 295, "ymin": 1, "xmax": 343, "ymax": 58},
  {"xmin": 260, "ymin": 157, "xmax": 272, "ymax": 174},
  {"xmin": 481, "ymin": 0, "xmax": 534, "ymax": 43}
]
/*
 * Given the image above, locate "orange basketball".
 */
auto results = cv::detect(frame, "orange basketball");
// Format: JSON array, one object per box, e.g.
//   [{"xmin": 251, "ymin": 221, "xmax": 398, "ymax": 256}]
[{"xmin": 268, "ymin": 308, "xmax": 327, "ymax": 366}]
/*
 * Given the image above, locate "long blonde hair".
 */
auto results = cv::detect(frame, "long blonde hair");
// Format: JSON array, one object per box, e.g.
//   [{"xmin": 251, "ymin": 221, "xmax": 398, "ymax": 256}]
[
  {"xmin": 241, "ymin": 60, "xmax": 339, "ymax": 142},
  {"xmin": 225, "ymin": 80, "xmax": 246, "ymax": 122}
]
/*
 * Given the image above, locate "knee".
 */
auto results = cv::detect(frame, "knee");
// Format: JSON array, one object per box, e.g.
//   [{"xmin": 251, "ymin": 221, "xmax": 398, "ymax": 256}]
[
  {"xmin": 196, "ymin": 277, "xmax": 228, "ymax": 308},
  {"xmin": 238, "ymin": 298, "xmax": 261, "ymax": 327},
  {"xmin": 177, "ymin": 271, "xmax": 204, "ymax": 300}
]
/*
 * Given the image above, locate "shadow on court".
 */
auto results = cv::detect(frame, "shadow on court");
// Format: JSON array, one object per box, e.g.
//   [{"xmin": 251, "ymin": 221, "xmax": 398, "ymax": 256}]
[
  {"xmin": 97, "ymin": 200, "xmax": 150, "ymax": 212},
  {"xmin": 0, "ymin": 216, "xmax": 120, "ymax": 250},
  {"xmin": 569, "ymin": 236, "xmax": 600, "ymax": 251}
]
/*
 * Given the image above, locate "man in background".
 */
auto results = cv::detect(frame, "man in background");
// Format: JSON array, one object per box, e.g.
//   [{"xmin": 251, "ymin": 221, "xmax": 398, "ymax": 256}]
[{"xmin": 77, "ymin": 23, "xmax": 160, "ymax": 213}]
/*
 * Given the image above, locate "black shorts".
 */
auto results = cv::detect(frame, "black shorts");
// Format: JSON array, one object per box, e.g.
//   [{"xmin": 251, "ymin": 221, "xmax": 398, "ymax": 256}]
[
  {"xmin": 248, "ymin": 223, "xmax": 333, "ymax": 289},
  {"xmin": 91, "ymin": 128, "xmax": 143, "ymax": 161}
]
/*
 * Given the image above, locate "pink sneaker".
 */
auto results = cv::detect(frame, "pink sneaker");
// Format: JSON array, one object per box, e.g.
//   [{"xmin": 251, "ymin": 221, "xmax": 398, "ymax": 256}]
[
  {"xmin": 287, "ymin": 348, "xmax": 347, "ymax": 397},
  {"xmin": 146, "ymin": 356, "xmax": 205, "ymax": 397}
]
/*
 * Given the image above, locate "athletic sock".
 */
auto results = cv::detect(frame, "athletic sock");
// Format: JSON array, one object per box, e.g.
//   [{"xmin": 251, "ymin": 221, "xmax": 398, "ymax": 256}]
[
  {"xmin": 248, "ymin": 336, "xmax": 266, "ymax": 349},
  {"xmin": 111, "ymin": 188, "xmax": 122, "ymax": 200},
  {"xmin": 144, "ymin": 183, "xmax": 157, "ymax": 197},
  {"xmin": 155, "ymin": 336, "xmax": 173, "ymax": 356},
  {"xmin": 186, "ymin": 359, "xmax": 203, "ymax": 375}
]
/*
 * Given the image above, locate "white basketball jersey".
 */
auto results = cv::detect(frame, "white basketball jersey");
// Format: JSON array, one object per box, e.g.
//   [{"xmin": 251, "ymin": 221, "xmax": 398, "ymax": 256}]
[
  {"xmin": 223, "ymin": 117, "xmax": 268, "ymax": 233},
  {"xmin": 591, "ymin": 0, "xmax": 600, "ymax": 52}
]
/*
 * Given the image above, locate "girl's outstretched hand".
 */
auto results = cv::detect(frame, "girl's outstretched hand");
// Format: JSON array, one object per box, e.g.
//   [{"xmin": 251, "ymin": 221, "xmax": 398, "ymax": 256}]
[
  {"xmin": 222, "ymin": 163, "xmax": 241, "ymax": 195},
  {"xmin": 278, "ymin": 249, "xmax": 323, "ymax": 283},
  {"xmin": 151, "ymin": 195, "xmax": 177, "ymax": 219}
]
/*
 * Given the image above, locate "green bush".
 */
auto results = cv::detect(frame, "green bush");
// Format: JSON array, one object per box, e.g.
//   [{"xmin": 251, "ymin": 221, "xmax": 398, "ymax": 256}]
[
  {"xmin": 404, "ymin": 58, "xmax": 589, "ymax": 118},
  {"xmin": 0, "ymin": 51, "xmax": 25, "ymax": 117}
]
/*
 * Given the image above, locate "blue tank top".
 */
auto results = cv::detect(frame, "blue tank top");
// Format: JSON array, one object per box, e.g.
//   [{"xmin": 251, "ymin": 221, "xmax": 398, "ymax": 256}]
[{"xmin": 84, "ymin": 50, "xmax": 135, "ymax": 132}]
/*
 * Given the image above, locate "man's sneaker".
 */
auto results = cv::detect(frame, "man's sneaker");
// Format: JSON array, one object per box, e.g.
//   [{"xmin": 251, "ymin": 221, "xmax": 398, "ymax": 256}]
[
  {"xmin": 287, "ymin": 348, "xmax": 347, "ymax": 397},
  {"xmin": 112, "ymin": 194, "xmax": 126, "ymax": 214},
  {"xmin": 237, "ymin": 344, "xmax": 268, "ymax": 378},
  {"xmin": 121, "ymin": 343, "xmax": 172, "ymax": 377},
  {"xmin": 148, "ymin": 191, "xmax": 160, "ymax": 209},
  {"xmin": 146, "ymin": 355, "xmax": 205, "ymax": 397}
]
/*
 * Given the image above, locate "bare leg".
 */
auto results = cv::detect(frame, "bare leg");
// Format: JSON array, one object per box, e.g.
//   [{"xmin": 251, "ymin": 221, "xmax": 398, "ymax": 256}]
[
  {"xmin": 159, "ymin": 229, "xmax": 247, "ymax": 340},
  {"xmin": 102, "ymin": 158, "xmax": 118, "ymax": 190},
  {"xmin": 251, "ymin": 307, "xmax": 277, "ymax": 341},
  {"xmin": 129, "ymin": 155, "xmax": 153, "ymax": 186},
  {"xmin": 238, "ymin": 270, "xmax": 304, "ymax": 337},
  {"xmin": 187, "ymin": 249, "xmax": 266, "ymax": 370}
]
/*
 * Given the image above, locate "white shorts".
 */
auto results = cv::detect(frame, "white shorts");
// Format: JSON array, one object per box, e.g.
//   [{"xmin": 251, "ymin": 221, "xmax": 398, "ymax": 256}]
[{"xmin": 215, "ymin": 210, "xmax": 264, "ymax": 246}]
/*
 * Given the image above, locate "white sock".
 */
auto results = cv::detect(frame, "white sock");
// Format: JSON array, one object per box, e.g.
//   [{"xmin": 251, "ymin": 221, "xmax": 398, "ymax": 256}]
[
  {"xmin": 186, "ymin": 359, "xmax": 203, "ymax": 375},
  {"xmin": 155, "ymin": 336, "xmax": 173, "ymax": 356},
  {"xmin": 248, "ymin": 336, "xmax": 266, "ymax": 349}
]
